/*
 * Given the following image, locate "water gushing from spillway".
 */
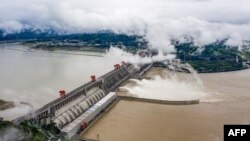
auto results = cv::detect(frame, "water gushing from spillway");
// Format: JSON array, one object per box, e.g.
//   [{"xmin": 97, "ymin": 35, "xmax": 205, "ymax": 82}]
[
  {"xmin": 122, "ymin": 69, "xmax": 221, "ymax": 102},
  {"xmin": 107, "ymin": 47, "xmax": 222, "ymax": 102}
]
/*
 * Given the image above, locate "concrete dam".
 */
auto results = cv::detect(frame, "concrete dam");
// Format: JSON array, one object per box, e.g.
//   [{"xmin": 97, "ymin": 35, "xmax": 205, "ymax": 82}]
[
  {"xmin": 12, "ymin": 62, "xmax": 138, "ymax": 138},
  {"xmin": 12, "ymin": 60, "xmax": 198, "ymax": 139}
]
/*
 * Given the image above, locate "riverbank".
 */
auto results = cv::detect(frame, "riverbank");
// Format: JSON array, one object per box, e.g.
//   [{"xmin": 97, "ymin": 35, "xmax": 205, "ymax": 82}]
[{"xmin": 187, "ymin": 60, "xmax": 250, "ymax": 73}]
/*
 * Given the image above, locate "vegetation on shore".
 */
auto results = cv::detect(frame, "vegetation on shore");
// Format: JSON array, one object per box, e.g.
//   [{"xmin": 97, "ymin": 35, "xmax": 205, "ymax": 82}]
[
  {"xmin": 0, "ymin": 120, "xmax": 63, "ymax": 141},
  {"xmin": 175, "ymin": 40, "xmax": 250, "ymax": 73},
  {"xmin": 0, "ymin": 120, "xmax": 46, "ymax": 141}
]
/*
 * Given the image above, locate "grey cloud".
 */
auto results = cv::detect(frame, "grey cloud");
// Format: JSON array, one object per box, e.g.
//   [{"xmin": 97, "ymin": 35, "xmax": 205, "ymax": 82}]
[{"xmin": 0, "ymin": 0, "xmax": 250, "ymax": 50}]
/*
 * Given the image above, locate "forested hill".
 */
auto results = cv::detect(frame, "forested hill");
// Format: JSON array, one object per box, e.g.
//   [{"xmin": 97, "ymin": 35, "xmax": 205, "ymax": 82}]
[
  {"xmin": 0, "ymin": 30, "xmax": 147, "ymax": 48},
  {"xmin": 175, "ymin": 40, "xmax": 250, "ymax": 72}
]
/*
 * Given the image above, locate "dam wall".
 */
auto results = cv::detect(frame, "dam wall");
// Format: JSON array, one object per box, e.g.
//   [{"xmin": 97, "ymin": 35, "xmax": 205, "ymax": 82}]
[
  {"xmin": 12, "ymin": 60, "xmax": 192, "ymax": 139},
  {"xmin": 12, "ymin": 60, "xmax": 187, "ymax": 126},
  {"xmin": 12, "ymin": 63, "xmax": 136, "ymax": 126}
]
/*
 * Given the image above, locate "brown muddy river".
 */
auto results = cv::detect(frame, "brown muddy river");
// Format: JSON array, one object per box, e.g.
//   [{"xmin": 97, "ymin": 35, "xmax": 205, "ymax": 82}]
[{"xmin": 82, "ymin": 68, "xmax": 250, "ymax": 141}]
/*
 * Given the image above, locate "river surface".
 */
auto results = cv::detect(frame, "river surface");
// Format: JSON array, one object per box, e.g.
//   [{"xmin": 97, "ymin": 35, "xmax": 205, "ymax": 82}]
[
  {"xmin": 0, "ymin": 43, "xmax": 121, "ymax": 120},
  {"xmin": 83, "ymin": 67, "xmax": 250, "ymax": 141}
]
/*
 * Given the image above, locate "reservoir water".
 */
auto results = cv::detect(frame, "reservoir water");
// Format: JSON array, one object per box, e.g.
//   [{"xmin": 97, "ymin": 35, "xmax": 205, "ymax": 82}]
[{"xmin": 0, "ymin": 43, "xmax": 121, "ymax": 120}]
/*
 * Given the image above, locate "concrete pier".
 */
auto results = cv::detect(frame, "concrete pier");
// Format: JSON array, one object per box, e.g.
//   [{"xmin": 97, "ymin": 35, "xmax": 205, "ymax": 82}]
[{"xmin": 118, "ymin": 95, "xmax": 199, "ymax": 105}]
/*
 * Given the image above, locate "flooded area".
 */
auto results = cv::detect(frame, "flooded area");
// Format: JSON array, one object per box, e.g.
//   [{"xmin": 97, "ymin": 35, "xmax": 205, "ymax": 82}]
[{"xmin": 82, "ymin": 67, "xmax": 250, "ymax": 141}]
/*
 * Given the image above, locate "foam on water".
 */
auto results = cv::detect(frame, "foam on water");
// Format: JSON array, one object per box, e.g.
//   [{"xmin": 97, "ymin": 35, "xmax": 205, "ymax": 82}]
[
  {"xmin": 125, "ymin": 75, "xmax": 206, "ymax": 101},
  {"xmin": 123, "ymin": 70, "xmax": 222, "ymax": 102}
]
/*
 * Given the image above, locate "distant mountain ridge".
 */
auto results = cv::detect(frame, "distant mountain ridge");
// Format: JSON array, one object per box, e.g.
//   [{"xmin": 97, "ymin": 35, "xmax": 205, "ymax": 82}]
[{"xmin": 0, "ymin": 29, "xmax": 147, "ymax": 48}]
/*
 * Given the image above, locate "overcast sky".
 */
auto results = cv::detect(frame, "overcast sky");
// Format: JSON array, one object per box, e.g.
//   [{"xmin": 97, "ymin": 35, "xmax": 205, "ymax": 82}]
[{"xmin": 0, "ymin": 0, "xmax": 250, "ymax": 50}]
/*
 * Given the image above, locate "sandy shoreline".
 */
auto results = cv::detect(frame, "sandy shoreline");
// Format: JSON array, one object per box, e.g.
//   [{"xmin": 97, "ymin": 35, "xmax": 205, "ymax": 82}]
[{"xmin": 82, "ymin": 68, "xmax": 250, "ymax": 141}]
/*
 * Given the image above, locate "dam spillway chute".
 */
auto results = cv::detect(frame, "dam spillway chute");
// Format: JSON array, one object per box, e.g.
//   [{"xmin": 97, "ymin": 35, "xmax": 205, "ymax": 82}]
[
  {"xmin": 119, "ymin": 87, "xmax": 129, "ymax": 92},
  {"xmin": 129, "ymin": 78, "xmax": 141, "ymax": 84}
]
